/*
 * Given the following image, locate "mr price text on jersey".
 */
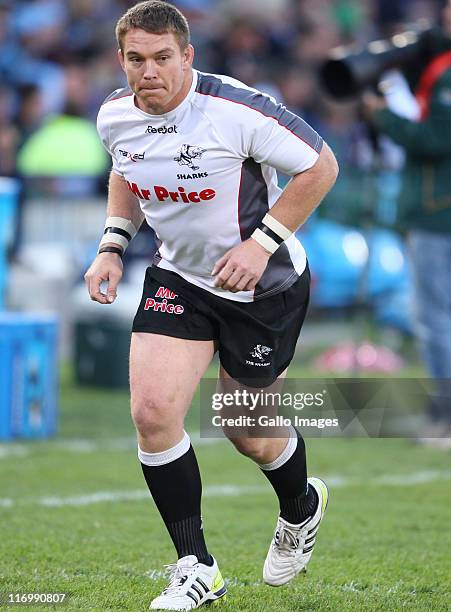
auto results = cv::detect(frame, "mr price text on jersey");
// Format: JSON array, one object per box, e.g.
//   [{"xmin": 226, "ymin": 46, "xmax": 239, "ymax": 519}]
[{"xmin": 126, "ymin": 181, "xmax": 216, "ymax": 203}]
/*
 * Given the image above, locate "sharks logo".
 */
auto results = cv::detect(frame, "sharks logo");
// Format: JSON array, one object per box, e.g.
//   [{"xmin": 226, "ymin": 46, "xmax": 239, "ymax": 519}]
[
  {"xmin": 246, "ymin": 344, "xmax": 273, "ymax": 367},
  {"xmin": 174, "ymin": 144, "xmax": 206, "ymax": 171},
  {"xmin": 250, "ymin": 345, "xmax": 273, "ymax": 361}
]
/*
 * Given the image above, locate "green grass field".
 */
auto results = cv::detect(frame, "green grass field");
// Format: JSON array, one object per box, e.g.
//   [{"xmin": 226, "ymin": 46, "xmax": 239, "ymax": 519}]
[{"xmin": 1, "ymin": 365, "xmax": 450, "ymax": 611}]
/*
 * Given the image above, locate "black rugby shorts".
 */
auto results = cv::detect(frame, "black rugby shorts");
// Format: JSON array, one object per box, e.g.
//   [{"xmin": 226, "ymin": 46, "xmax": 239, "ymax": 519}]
[{"xmin": 132, "ymin": 265, "xmax": 310, "ymax": 387}]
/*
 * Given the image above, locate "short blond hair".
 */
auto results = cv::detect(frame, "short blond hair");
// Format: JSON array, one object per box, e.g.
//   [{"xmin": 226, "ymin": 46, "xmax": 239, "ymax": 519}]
[{"xmin": 115, "ymin": 1, "xmax": 190, "ymax": 51}]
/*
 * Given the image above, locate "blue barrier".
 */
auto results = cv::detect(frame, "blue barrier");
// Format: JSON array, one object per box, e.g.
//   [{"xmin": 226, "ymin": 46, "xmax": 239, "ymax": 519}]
[
  {"xmin": 299, "ymin": 219, "xmax": 413, "ymax": 332},
  {"xmin": 0, "ymin": 313, "xmax": 58, "ymax": 440},
  {"xmin": 0, "ymin": 177, "xmax": 20, "ymax": 310}
]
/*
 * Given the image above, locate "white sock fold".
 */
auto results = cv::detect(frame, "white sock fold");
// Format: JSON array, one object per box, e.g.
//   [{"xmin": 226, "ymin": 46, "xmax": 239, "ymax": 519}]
[
  {"xmin": 138, "ymin": 431, "xmax": 190, "ymax": 467},
  {"xmin": 258, "ymin": 426, "xmax": 298, "ymax": 471}
]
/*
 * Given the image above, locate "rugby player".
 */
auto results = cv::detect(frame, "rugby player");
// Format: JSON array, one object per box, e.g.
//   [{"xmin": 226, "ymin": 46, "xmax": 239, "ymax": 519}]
[{"xmin": 84, "ymin": 2, "xmax": 338, "ymax": 609}]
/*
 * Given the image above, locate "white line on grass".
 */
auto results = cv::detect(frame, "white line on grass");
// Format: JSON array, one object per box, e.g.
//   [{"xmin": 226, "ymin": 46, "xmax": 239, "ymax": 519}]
[
  {"xmin": 1, "ymin": 471, "xmax": 450, "ymax": 510},
  {"xmin": 39, "ymin": 485, "xmax": 268, "ymax": 507},
  {"xmin": 376, "ymin": 470, "xmax": 450, "ymax": 485},
  {"xmin": 0, "ymin": 434, "xmax": 223, "ymax": 459},
  {"xmin": 0, "ymin": 445, "xmax": 30, "ymax": 458},
  {"xmin": 57, "ymin": 434, "xmax": 223, "ymax": 453}
]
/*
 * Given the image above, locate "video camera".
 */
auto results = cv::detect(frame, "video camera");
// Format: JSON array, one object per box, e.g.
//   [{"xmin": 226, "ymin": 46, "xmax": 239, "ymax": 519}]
[{"xmin": 320, "ymin": 23, "xmax": 438, "ymax": 100}]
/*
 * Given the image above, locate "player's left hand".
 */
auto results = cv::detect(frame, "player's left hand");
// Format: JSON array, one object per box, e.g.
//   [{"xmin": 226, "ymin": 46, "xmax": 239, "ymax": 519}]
[{"xmin": 212, "ymin": 238, "xmax": 271, "ymax": 293}]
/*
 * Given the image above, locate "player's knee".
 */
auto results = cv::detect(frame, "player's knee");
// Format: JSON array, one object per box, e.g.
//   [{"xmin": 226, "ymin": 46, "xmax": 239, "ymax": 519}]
[
  {"xmin": 229, "ymin": 437, "xmax": 269, "ymax": 463},
  {"xmin": 130, "ymin": 395, "xmax": 173, "ymax": 437}
]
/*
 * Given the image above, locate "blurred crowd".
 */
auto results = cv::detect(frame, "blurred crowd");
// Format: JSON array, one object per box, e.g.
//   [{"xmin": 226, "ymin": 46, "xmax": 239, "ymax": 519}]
[
  {"xmin": 2, "ymin": 1, "xmax": 450, "ymax": 440},
  {"xmin": 0, "ymin": 0, "xmax": 445, "ymax": 191}
]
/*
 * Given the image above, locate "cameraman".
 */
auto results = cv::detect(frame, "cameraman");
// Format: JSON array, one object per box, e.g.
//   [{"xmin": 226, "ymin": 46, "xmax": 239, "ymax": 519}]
[{"xmin": 363, "ymin": 2, "xmax": 451, "ymax": 447}]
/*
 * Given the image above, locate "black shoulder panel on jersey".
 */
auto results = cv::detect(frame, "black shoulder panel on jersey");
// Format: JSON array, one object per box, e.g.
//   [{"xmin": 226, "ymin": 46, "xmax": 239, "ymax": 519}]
[
  {"xmin": 101, "ymin": 86, "xmax": 133, "ymax": 106},
  {"xmin": 196, "ymin": 73, "xmax": 323, "ymax": 153},
  {"xmin": 238, "ymin": 157, "xmax": 269, "ymax": 242},
  {"xmin": 237, "ymin": 157, "xmax": 298, "ymax": 299}
]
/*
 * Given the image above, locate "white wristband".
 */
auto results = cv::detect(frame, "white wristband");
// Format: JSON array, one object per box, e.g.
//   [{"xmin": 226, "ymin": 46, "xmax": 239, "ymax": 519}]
[
  {"xmin": 105, "ymin": 217, "xmax": 137, "ymax": 239},
  {"xmin": 99, "ymin": 216, "xmax": 138, "ymax": 253},
  {"xmin": 99, "ymin": 232, "xmax": 129, "ymax": 251},
  {"xmin": 251, "ymin": 228, "xmax": 278, "ymax": 254},
  {"xmin": 262, "ymin": 213, "xmax": 292, "ymax": 241}
]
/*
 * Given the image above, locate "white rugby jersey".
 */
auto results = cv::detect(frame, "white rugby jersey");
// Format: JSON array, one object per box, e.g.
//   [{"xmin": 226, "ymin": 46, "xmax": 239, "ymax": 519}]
[{"xmin": 97, "ymin": 69, "xmax": 323, "ymax": 302}]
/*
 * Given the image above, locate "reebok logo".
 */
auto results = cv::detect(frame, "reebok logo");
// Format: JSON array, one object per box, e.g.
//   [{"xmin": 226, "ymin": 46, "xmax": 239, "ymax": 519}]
[
  {"xmin": 144, "ymin": 286, "xmax": 184, "ymax": 315},
  {"xmin": 146, "ymin": 125, "xmax": 178, "ymax": 134}
]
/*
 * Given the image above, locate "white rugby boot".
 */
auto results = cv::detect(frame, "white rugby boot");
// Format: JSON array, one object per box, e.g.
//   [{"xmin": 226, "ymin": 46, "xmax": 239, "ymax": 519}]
[
  {"xmin": 150, "ymin": 555, "xmax": 226, "ymax": 610},
  {"xmin": 263, "ymin": 477, "xmax": 329, "ymax": 587}
]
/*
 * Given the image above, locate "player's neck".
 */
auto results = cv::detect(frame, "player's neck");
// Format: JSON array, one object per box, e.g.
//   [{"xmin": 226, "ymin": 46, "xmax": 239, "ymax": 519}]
[{"xmin": 136, "ymin": 69, "xmax": 194, "ymax": 116}]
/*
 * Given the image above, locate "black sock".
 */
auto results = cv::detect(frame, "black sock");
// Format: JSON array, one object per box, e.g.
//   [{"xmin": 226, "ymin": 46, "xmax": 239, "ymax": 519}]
[
  {"xmin": 140, "ymin": 443, "xmax": 212, "ymax": 565},
  {"xmin": 260, "ymin": 429, "xmax": 318, "ymax": 524}
]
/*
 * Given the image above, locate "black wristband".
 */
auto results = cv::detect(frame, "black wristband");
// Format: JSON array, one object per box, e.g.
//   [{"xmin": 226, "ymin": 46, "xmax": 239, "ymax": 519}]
[
  {"xmin": 98, "ymin": 246, "xmax": 123, "ymax": 258},
  {"xmin": 259, "ymin": 224, "xmax": 284, "ymax": 245},
  {"xmin": 103, "ymin": 226, "xmax": 132, "ymax": 241}
]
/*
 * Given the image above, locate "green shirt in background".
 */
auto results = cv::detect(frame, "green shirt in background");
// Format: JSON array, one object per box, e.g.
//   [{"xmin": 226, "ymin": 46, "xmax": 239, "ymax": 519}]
[
  {"xmin": 373, "ymin": 70, "xmax": 451, "ymax": 235},
  {"xmin": 18, "ymin": 115, "xmax": 108, "ymax": 177}
]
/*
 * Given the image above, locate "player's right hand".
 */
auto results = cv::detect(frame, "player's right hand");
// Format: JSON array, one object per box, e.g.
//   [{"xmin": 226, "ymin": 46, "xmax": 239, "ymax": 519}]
[{"xmin": 84, "ymin": 252, "xmax": 123, "ymax": 304}]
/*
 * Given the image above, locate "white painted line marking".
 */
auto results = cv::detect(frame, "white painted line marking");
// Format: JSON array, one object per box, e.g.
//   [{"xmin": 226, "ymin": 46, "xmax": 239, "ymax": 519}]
[
  {"xmin": 1, "ymin": 471, "xmax": 450, "ymax": 510},
  {"xmin": 0, "ymin": 434, "xmax": 223, "ymax": 459},
  {"xmin": 0, "ymin": 445, "xmax": 29, "ymax": 458}
]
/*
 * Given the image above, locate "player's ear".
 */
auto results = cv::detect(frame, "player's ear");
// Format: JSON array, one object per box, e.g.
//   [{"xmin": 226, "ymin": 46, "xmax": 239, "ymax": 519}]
[
  {"xmin": 118, "ymin": 48, "xmax": 126, "ymax": 72},
  {"xmin": 182, "ymin": 44, "xmax": 194, "ymax": 69}
]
